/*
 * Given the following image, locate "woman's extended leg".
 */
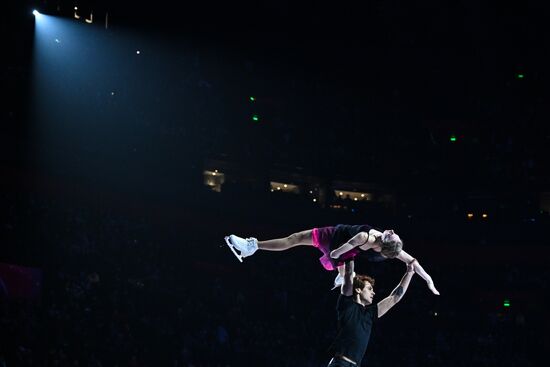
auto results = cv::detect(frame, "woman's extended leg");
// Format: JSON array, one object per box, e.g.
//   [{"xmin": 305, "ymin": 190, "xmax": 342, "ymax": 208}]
[
  {"xmin": 224, "ymin": 229, "xmax": 314, "ymax": 261},
  {"xmin": 258, "ymin": 230, "xmax": 314, "ymax": 251}
]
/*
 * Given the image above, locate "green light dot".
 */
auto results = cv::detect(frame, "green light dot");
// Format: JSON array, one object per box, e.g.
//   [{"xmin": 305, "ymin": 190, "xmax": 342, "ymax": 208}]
[
  {"xmin": 503, "ymin": 299, "xmax": 511, "ymax": 307},
  {"xmin": 517, "ymin": 74, "xmax": 524, "ymax": 79},
  {"xmin": 249, "ymin": 96, "xmax": 256, "ymax": 101},
  {"xmin": 252, "ymin": 114, "xmax": 259, "ymax": 122},
  {"xmin": 450, "ymin": 135, "xmax": 457, "ymax": 142}
]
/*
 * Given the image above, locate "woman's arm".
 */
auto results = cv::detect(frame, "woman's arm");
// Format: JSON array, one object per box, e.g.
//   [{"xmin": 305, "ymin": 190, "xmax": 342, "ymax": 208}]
[
  {"xmin": 396, "ymin": 250, "xmax": 440, "ymax": 295},
  {"xmin": 330, "ymin": 229, "xmax": 381, "ymax": 259}
]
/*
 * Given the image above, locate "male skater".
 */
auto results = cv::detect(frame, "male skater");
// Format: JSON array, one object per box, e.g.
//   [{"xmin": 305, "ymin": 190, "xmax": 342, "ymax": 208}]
[{"xmin": 327, "ymin": 258, "xmax": 416, "ymax": 366}]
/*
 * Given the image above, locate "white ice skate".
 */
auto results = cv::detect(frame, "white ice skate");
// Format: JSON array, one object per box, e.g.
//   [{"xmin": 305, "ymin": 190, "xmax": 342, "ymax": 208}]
[
  {"xmin": 331, "ymin": 271, "xmax": 356, "ymax": 290},
  {"xmin": 224, "ymin": 235, "xmax": 258, "ymax": 262}
]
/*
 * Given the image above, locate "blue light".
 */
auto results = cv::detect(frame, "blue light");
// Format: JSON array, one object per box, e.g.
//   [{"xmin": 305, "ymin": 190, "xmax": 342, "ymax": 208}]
[{"xmin": 33, "ymin": 10, "xmax": 40, "ymax": 16}]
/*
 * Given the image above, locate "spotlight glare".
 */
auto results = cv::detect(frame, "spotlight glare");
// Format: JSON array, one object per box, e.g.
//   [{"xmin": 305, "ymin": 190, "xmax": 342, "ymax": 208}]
[{"xmin": 32, "ymin": 9, "xmax": 39, "ymax": 16}]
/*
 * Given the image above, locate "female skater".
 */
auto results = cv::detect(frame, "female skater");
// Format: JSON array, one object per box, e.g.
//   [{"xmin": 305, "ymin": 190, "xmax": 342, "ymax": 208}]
[{"xmin": 225, "ymin": 224, "xmax": 439, "ymax": 295}]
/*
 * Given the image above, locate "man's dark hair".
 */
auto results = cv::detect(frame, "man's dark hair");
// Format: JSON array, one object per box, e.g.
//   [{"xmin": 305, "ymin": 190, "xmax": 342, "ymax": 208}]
[{"xmin": 353, "ymin": 274, "xmax": 375, "ymax": 295}]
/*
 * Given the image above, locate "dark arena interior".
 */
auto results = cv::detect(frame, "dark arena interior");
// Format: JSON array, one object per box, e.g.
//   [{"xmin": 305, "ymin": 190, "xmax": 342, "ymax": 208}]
[{"xmin": 2, "ymin": 1, "xmax": 549, "ymax": 366}]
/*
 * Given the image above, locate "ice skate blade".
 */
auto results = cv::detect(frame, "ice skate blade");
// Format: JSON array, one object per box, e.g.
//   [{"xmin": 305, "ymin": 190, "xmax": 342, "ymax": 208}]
[{"xmin": 224, "ymin": 236, "xmax": 243, "ymax": 262}]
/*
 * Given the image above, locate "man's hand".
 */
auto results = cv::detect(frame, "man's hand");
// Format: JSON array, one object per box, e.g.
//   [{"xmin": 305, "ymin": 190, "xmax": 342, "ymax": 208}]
[{"xmin": 407, "ymin": 259, "xmax": 417, "ymax": 273}]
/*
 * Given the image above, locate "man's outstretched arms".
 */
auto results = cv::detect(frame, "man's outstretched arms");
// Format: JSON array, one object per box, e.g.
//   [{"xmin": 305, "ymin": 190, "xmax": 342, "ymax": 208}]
[
  {"xmin": 377, "ymin": 260, "xmax": 416, "ymax": 318},
  {"xmin": 341, "ymin": 260, "xmax": 355, "ymax": 296}
]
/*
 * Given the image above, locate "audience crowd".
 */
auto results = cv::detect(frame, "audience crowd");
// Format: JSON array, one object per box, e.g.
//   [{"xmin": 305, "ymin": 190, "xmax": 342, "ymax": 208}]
[{"xmin": 1, "ymin": 189, "xmax": 547, "ymax": 367}]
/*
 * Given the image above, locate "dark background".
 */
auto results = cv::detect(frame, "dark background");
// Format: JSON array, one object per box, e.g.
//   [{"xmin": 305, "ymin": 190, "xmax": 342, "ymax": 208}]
[{"xmin": 2, "ymin": 0, "xmax": 549, "ymax": 366}]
